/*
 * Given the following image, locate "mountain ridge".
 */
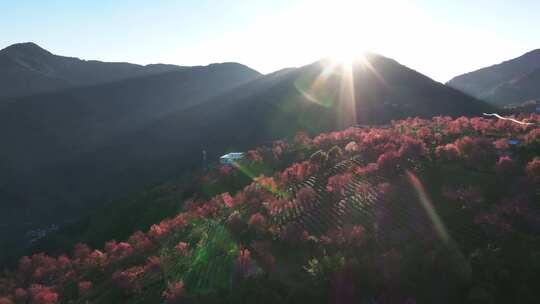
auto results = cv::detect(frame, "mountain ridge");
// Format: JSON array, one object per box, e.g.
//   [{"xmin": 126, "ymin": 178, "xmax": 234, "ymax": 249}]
[
  {"xmin": 0, "ymin": 42, "xmax": 190, "ymax": 100},
  {"xmin": 447, "ymin": 48, "xmax": 540, "ymax": 106}
]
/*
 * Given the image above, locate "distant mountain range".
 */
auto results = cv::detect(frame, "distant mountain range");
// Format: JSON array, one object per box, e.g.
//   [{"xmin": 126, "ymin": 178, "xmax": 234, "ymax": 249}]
[
  {"xmin": 0, "ymin": 43, "xmax": 491, "ymax": 266},
  {"xmin": 447, "ymin": 49, "xmax": 540, "ymax": 106},
  {"xmin": 0, "ymin": 42, "xmax": 186, "ymax": 100}
]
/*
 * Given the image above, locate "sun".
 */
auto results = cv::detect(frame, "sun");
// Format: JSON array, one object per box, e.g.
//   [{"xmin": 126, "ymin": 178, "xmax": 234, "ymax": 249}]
[
  {"xmin": 328, "ymin": 48, "xmax": 368, "ymax": 66},
  {"xmin": 323, "ymin": 20, "xmax": 370, "ymax": 66},
  {"xmin": 304, "ymin": 0, "xmax": 380, "ymax": 67},
  {"xmin": 324, "ymin": 39, "xmax": 370, "ymax": 69}
]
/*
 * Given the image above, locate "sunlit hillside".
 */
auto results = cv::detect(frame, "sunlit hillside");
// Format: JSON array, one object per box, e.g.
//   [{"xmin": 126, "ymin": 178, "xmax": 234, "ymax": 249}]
[{"xmin": 1, "ymin": 114, "xmax": 539, "ymax": 304}]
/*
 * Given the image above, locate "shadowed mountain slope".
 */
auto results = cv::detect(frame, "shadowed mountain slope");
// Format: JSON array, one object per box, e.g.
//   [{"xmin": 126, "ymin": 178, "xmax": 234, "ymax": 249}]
[
  {"xmin": 0, "ymin": 42, "xmax": 186, "ymax": 99},
  {"xmin": 0, "ymin": 61, "xmax": 261, "ymax": 249},
  {"xmin": 54, "ymin": 54, "xmax": 491, "ymax": 212},
  {"xmin": 115, "ymin": 53, "xmax": 491, "ymax": 162},
  {"xmin": 447, "ymin": 49, "xmax": 540, "ymax": 106}
]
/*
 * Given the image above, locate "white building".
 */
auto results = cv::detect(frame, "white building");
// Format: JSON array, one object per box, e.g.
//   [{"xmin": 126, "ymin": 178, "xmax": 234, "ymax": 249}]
[{"xmin": 220, "ymin": 152, "xmax": 244, "ymax": 165}]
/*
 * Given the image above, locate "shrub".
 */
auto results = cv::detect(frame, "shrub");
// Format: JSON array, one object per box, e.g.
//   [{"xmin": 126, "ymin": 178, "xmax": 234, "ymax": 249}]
[
  {"xmin": 326, "ymin": 173, "xmax": 353, "ymax": 196},
  {"xmin": 78, "ymin": 281, "xmax": 92, "ymax": 296},
  {"xmin": 163, "ymin": 282, "xmax": 186, "ymax": 304},
  {"xmin": 495, "ymin": 156, "xmax": 516, "ymax": 175},
  {"xmin": 435, "ymin": 143, "xmax": 459, "ymax": 161},
  {"xmin": 29, "ymin": 285, "xmax": 58, "ymax": 304},
  {"xmin": 525, "ymin": 157, "xmax": 540, "ymax": 183}
]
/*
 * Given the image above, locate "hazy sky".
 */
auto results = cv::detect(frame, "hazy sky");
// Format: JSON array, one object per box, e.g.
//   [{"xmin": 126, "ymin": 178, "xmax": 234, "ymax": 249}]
[{"xmin": 1, "ymin": 0, "xmax": 539, "ymax": 82}]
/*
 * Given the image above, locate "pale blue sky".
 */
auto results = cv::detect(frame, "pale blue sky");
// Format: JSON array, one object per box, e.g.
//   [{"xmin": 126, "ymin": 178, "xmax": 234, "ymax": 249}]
[{"xmin": 1, "ymin": 0, "xmax": 539, "ymax": 81}]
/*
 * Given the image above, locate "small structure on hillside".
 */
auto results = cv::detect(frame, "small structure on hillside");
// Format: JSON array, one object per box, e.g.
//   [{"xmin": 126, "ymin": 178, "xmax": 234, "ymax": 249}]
[
  {"xmin": 507, "ymin": 139, "xmax": 521, "ymax": 146},
  {"xmin": 220, "ymin": 152, "xmax": 244, "ymax": 165}
]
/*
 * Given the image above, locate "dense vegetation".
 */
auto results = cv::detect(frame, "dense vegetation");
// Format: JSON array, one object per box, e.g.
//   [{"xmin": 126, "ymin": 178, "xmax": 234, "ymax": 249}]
[{"xmin": 1, "ymin": 114, "xmax": 539, "ymax": 304}]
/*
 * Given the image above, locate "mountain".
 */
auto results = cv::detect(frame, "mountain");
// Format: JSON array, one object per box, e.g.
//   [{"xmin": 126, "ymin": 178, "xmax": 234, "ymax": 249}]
[
  {"xmin": 0, "ymin": 61, "xmax": 261, "ymax": 203},
  {"xmin": 0, "ymin": 53, "xmax": 261, "ymax": 265},
  {"xmin": 0, "ymin": 42, "xmax": 186, "ymax": 99},
  {"xmin": 44, "ymin": 53, "xmax": 491, "ymax": 217},
  {"xmin": 447, "ymin": 49, "xmax": 540, "ymax": 106},
  {"xmin": 0, "ymin": 52, "xmax": 489, "ymax": 212},
  {"xmin": 0, "ymin": 50, "xmax": 490, "ymax": 267},
  {"xmin": 113, "ymin": 53, "xmax": 491, "ymax": 162}
]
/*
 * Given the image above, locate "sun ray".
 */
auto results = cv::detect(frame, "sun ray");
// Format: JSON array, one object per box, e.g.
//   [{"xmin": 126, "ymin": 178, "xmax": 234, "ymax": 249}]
[
  {"xmin": 338, "ymin": 61, "xmax": 357, "ymax": 128},
  {"xmin": 406, "ymin": 170, "xmax": 449, "ymax": 243},
  {"xmin": 358, "ymin": 55, "xmax": 388, "ymax": 87}
]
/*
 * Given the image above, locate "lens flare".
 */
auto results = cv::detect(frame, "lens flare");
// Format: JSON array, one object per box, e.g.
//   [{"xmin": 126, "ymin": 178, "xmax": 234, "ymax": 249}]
[
  {"xmin": 293, "ymin": 59, "xmax": 359, "ymax": 128},
  {"xmin": 406, "ymin": 170, "xmax": 449, "ymax": 243}
]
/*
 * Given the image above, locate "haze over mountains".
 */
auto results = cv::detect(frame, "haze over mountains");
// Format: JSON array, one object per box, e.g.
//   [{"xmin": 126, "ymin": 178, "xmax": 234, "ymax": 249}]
[
  {"xmin": 448, "ymin": 49, "xmax": 540, "ymax": 106},
  {"xmin": 0, "ymin": 42, "xmax": 492, "ymax": 265}
]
